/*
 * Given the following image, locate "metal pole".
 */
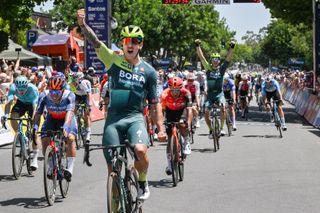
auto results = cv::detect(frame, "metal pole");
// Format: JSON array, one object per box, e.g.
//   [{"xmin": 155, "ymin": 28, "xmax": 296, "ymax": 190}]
[
  {"xmin": 313, "ymin": 0, "xmax": 316, "ymax": 93},
  {"xmin": 107, "ymin": 0, "xmax": 111, "ymax": 48}
]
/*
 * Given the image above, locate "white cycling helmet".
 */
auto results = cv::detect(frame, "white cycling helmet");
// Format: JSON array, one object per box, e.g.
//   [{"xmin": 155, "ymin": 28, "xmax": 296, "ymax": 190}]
[{"xmin": 186, "ymin": 72, "xmax": 196, "ymax": 80}]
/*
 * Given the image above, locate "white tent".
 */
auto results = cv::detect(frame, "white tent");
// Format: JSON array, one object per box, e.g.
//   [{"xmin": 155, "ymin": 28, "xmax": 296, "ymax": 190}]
[{"xmin": 0, "ymin": 39, "xmax": 51, "ymax": 66}]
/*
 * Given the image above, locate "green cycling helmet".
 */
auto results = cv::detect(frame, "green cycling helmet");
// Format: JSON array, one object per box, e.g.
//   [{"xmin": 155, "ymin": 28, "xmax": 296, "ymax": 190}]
[
  {"xmin": 120, "ymin": 25, "xmax": 144, "ymax": 40},
  {"xmin": 210, "ymin": 52, "xmax": 221, "ymax": 59}
]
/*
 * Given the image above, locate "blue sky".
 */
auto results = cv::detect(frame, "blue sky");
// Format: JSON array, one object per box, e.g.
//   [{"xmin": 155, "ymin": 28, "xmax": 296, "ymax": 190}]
[
  {"xmin": 215, "ymin": 3, "xmax": 272, "ymax": 42},
  {"xmin": 34, "ymin": 1, "xmax": 272, "ymax": 43}
]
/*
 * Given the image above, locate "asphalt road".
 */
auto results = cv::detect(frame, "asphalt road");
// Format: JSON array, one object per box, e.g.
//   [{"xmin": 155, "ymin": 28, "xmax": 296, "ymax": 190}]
[{"xmin": 0, "ymin": 101, "xmax": 320, "ymax": 213}]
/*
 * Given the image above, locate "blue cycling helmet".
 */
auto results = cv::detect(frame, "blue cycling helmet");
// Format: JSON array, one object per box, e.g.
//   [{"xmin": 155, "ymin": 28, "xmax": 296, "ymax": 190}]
[{"xmin": 14, "ymin": 76, "xmax": 29, "ymax": 90}]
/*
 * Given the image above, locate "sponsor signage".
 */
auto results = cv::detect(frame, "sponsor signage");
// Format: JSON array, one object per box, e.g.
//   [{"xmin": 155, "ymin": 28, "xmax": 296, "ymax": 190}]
[{"xmin": 85, "ymin": 0, "xmax": 109, "ymax": 72}]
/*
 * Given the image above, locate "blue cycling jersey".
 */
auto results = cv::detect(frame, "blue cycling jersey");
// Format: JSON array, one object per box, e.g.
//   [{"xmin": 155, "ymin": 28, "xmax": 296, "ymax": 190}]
[
  {"xmin": 223, "ymin": 78, "xmax": 235, "ymax": 92},
  {"xmin": 261, "ymin": 79, "xmax": 280, "ymax": 96},
  {"xmin": 37, "ymin": 90, "xmax": 75, "ymax": 120},
  {"xmin": 7, "ymin": 83, "xmax": 39, "ymax": 105}
]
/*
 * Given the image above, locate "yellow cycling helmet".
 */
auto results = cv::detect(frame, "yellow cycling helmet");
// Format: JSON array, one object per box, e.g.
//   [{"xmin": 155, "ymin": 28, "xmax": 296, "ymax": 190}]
[
  {"xmin": 120, "ymin": 25, "xmax": 144, "ymax": 40},
  {"xmin": 210, "ymin": 53, "xmax": 221, "ymax": 59}
]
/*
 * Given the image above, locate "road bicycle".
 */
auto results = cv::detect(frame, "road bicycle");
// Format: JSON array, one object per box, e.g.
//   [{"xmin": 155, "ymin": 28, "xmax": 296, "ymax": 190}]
[
  {"xmin": 269, "ymin": 100, "xmax": 283, "ymax": 138},
  {"xmin": 37, "ymin": 129, "xmax": 69, "ymax": 206},
  {"xmin": 165, "ymin": 121, "xmax": 186, "ymax": 187},
  {"xmin": 209, "ymin": 103, "xmax": 221, "ymax": 152},
  {"xmin": 2, "ymin": 116, "xmax": 34, "ymax": 179},
  {"xmin": 239, "ymin": 95, "xmax": 249, "ymax": 120},
  {"xmin": 225, "ymin": 99, "xmax": 234, "ymax": 137},
  {"xmin": 75, "ymin": 103, "xmax": 88, "ymax": 149},
  {"xmin": 84, "ymin": 140, "xmax": 142, "ymax": 213}
]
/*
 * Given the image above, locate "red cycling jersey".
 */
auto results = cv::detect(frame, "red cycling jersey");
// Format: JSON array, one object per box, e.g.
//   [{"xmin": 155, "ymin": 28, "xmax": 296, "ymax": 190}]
[{"xmin": 161, "ymin": 87, "xmax": 192, "ymax": 111}]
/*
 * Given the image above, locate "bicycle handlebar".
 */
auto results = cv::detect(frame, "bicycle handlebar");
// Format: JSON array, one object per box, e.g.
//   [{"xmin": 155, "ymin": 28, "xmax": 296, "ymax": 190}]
[
  {"xmin": 83, "ymin": 141, "xmax": 139, "ymax": 167},
  {"xmin": 1, "ymin": 117, "xmax": 32, "ymax": 130}
]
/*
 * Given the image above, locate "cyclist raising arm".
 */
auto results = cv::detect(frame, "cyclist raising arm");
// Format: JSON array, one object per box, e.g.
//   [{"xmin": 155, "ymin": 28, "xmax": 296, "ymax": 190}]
[
  {"xmin": 194, "ymin": 39, "xmax": 235, "ymax": 137},
  {"xmin": 77, "ymin": 9, "xmax": 166, "ymax": 200}
]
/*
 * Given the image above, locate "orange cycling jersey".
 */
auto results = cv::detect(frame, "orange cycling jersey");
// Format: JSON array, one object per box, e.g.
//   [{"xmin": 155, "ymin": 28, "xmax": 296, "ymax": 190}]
[{"xmin": 161, "ymin": 88, "xmax": 192, "ymax": 111}]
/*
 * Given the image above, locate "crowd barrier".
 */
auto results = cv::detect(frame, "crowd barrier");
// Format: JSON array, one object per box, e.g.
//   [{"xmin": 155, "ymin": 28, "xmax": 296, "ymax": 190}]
[{"xmin": 282, "ymin": 84, "xmax": 320, "ymax": 128}]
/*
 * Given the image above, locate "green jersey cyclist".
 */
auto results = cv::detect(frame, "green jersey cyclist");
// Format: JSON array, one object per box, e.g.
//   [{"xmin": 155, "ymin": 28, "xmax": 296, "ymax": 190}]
[
  {"xmin": 195, "ymin": 39, "xmax": 235, "ymax": 137},
  {"xmin": 77, "ymin": 9, "xmax": 166, "ymax": 200}
]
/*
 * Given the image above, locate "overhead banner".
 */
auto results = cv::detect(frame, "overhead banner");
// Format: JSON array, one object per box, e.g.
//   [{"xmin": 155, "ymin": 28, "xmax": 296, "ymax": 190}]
[{"xmin": 85, "ymin": 0, "xmax": 109, "ymax": 72}]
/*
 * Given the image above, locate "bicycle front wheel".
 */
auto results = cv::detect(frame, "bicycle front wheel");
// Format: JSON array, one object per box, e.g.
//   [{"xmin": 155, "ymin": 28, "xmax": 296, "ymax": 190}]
[
  {"xmin": 12, "ymin": 133, "xmax": 24, "ymax": 179},
  {"xmin": 107, "ymin": 172, "xmax": 122, "ymax": 213},
  {"xmin": 169, "ymin": 136, "xmax": 179, "ymax": 187},
  {"xmin": 126, "ymin": 165, "xmax": 140, "ymax": 213},
  {"xmin": 214, "ymin": 117, "xmax": 220, "ymax": 151},
  {"xmin": 44, "ymin": 146, "xmax": 57, "ymax": 206},
  {"xmin": 59, "ymin": 142, "xmax": 69, "ymax": 198}
]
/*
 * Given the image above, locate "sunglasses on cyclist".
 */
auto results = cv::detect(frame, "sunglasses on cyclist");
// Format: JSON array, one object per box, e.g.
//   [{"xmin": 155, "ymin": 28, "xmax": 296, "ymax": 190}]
[
  {"xmin": 211, "ymin": 58, "xmax": 220, "ymax": 62},
  {"xmin": 122, "ymin": 37, "xmax": 142, "ymax": 45},
  {"xmin": 187, "ymin": 79, "xmax": 194, "ymax": 83},
  {"xmin": 170, "ymin": 88, "xmax": 181, "ymax": 94},
  {"xmin": 49, "ymin": 89, "xmax": 63, "ymax": 96}
]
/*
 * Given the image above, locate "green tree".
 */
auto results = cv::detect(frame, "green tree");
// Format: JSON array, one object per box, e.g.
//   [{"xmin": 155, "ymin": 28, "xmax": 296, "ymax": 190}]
[
  {"xmin": 49, "ymin": 0, "xmax": 84, "ymax": 32},
  {"xmin": 262, "ymin": 0, "xmax": 312, "ymax": 28},
  {"xmin": 112, "ymin": 1, "xmax": 234, "ymax": 68},
  {"xmin": 0, "ymin": 0, "xmax": 46, "ymax": 42}
]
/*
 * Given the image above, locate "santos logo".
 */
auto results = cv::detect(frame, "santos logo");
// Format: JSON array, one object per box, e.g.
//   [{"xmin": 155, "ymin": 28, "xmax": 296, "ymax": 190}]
[{"xmin": 119, "ymin": 70, "xmax": 145, "ymax": 83}]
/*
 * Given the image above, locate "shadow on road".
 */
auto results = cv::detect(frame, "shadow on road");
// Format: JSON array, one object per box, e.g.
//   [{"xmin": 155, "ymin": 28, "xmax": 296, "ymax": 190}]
[
  {"xmin": 0, "ymin": 197, "xmax": 51, "ymax": 209},
  {"xmin": 91, "ymin": 133, "xmax": 103, "ymax": 137},
  {"xmin": 309, "ymin": 130, "xmax": 320, "ymax": 137},
  {"xmin": 192, "ymin": 148, "xmax": 215, "ymax": 153},
  {"xmin": 148, "ymin": 179, "xmax": 174, "ymax": 188},
  {"xmin": 242, "ymin": 135, "xmax": 283, "ymax": 139},
  {"xmin": 0, "ymin": 174, "xmax": 16, "ymax": 182},
  {"xmin": 0, "ymin": 173, "xmax": 35, "ymax": 182}
]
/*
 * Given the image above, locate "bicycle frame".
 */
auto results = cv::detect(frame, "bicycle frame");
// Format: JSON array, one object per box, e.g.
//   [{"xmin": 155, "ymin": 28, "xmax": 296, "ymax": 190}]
[
  {"xmin": 84, "ymin": 141, "xmax": 141, "ymax": 213},
  {"xmin": 3, "ymin": 117, "xmax": 33, "ymax": 178}
]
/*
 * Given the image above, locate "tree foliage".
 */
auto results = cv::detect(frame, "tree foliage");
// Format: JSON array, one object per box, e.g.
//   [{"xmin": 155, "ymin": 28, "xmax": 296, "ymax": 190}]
[
  {"xmin": 0, "ymin": 0, "xmax": 46, "ymax": 42},
  {"xmin": 262, "ymin": 0, "xmax": 312, "ymax": 28},
  {"xmin": 49, "ymin": 0, "xmax": 84, "ymax": 32},
  {"xmin": 112, "ymin": 1, "xmax": 234, "ymax": 68}
]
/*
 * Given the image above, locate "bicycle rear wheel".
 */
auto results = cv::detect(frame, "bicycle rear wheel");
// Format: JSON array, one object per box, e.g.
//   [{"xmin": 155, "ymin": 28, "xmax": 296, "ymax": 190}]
[
  {"xmin": 76, "ymin": 116, "xmax": 85, "ymax": 150},
  {"xmin": 59, "ymin": 142, "xmax": 69, "ymax": 198},
  {"xmin": 148, "ymin": 134, "xmax": 154, "ymax": 147},
  {"xmin": 169, "ymin": 136, "xmax": 179, "ymax": 187},
  {"xmin": 126, "ymin": 165, "xmax": 140, "ymax": 213},
  {"xmin": 44, "ymin": 146, "xmax": 57, "ymax": 206},
  {"xmin": 226, "ymin": 110, "xmax": 232, "ymax": 137},
  {"xmin": 12, "ymin": 133, "xmax": 24, "ymax": 179},
  {"xmin": 178, "ymin": 136, "xmax": 184, "ymax": 181},
  {"xmin": 107, "ymin": 172, "xmax": 122, "ymax": 213}
]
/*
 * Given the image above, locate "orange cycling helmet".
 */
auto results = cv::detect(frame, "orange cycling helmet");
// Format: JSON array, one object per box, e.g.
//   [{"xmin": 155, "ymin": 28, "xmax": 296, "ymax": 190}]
[
  {"xmin": 168, "ymin": 77, "xmax": 183, "ymax": 89},
  {"xmin": 48, "ymin": 76, "xmax": 65, "ymax": 90}
]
